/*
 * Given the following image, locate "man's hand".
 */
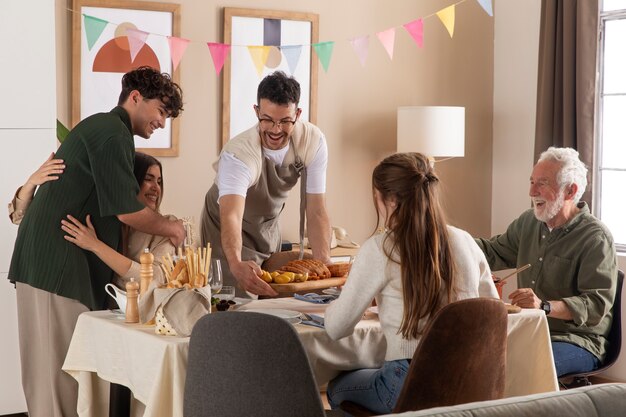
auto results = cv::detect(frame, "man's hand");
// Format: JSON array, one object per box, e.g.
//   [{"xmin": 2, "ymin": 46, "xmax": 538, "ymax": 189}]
[
  {"xmin": 230, "ymin": 260, "xmax": 278, "ymax": 297},
  {"xmin": 169, "ymin": 218, "xmax": 185, "ymax": 247},
  {"xmin": 119, "ymin": 208, "xmax": 185, "ymax": 246},
  {"xmin": 509, "ymin": 288, "xmax": 541, "ymax": 309}
]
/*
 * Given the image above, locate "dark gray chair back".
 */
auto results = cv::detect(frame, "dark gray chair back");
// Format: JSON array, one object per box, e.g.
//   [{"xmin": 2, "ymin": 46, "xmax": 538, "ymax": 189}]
[
  {"xmin": 184, "ymin": 311, "xmax": 326, "ymax": 417},
  {"xmin": 560, "ymin": 269, "xmax": 624, "ymax": 386}
]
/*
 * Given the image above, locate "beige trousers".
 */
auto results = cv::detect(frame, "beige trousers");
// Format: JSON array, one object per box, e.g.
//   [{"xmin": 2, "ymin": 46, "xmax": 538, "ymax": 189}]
[{"xmin": 16, "ymin": 282, "xmax": 89, "ymax": 417}]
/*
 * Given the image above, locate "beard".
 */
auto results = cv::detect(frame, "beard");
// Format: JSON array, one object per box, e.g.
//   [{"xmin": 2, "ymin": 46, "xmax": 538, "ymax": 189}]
[{"xmin": 533, "ymin": 189, "xmax": 565, "ymax": 224}]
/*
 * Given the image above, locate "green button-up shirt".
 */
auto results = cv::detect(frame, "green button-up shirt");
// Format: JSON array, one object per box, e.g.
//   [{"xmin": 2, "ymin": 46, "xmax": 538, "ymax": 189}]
[
  {"xmin": 475, "ymin": 202, "xmax": 617, "ymax": 360},
  {"xmin": 8, "ymin": 107, "xmax": 144, "ymax": 310}
]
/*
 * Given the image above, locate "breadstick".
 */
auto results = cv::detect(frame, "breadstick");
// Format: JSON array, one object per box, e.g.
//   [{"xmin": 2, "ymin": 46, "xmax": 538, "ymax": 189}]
[
  {"xmin": 205, "ymin": 244, "xmax": 212, "ymax": 277},
  {"xmin": 166, "ymin": 253, "xmax": 175, "ymax": 273},
  {"xmin": 201, "ymin": 248, "xmax": 207, "ymax": 275},
  {"xmin": 160, "ymin": 263, "xmax": 171, "ymax": 283}
]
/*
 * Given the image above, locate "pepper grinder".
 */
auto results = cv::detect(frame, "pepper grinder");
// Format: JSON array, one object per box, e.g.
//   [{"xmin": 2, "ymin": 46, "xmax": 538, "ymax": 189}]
[
  {"xmin": 125, "ymin": 277, "xmax": 140, "ymax": 323},
  {"xmin": 139, "ymin": 248, "xmax": 154, "ymax": 296}
]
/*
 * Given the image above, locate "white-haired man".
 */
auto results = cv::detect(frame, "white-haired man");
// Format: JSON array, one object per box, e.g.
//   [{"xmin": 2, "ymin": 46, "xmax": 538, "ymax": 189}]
[{"xmin": 476, "ymin": 147, "xmax": 618, "ymax": 377}]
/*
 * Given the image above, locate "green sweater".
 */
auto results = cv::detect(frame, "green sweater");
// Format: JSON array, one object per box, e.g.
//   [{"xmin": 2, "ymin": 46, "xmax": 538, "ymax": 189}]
[
  {"xmin": 8, "ymin": 107, "xmax": 144, "ymax": 310},
  {"xmin": 475, "ymin": 202, "xmax": 617, "ymax": 361}
]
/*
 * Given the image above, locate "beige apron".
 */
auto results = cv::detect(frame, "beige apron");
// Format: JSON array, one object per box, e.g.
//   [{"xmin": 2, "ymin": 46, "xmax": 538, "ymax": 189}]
[{"xmin": 201, "ymin": 138, "xmax": 305, "ymax": 295}]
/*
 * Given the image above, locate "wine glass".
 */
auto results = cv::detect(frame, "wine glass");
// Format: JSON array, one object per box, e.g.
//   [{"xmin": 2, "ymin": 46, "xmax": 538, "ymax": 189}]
[{"xmin": 208, "ymin": 259, "xmax": 222, "ymax": 295}]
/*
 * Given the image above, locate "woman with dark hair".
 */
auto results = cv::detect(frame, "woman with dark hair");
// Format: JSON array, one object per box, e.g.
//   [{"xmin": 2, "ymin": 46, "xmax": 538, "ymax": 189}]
[
  {"xmin": 10, "ymin": 152, "xmax": 174, "ymax": 289},
  {"xmin": 324, "ymin": 152, "xmax": 498, "ymax": 414}
]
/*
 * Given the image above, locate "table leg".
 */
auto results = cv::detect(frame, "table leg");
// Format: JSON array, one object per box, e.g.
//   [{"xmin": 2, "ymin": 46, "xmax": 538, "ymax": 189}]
[{"xmin": 109, "ymin": 383, "xmax": 130, "ymax": 417}]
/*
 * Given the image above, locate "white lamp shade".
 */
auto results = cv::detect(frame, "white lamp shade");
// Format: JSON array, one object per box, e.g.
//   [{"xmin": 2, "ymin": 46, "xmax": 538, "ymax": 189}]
[{"xmin": 397, "ymin": 106, "xmax": 465, "ymax": 157}]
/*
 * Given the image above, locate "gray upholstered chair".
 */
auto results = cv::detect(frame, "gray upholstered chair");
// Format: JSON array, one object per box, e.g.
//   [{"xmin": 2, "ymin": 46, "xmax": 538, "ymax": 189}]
[
  {"xmin": 184, "ymin": 311, "xmax": 331, "ymax": 417},
  {"xmin": 340, "ymin": 297, "xmax": 508, "ymax": 416}
]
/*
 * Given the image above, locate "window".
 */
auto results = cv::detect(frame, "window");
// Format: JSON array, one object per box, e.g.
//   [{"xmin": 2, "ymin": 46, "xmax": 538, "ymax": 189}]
[{"xmin": 596, "ymin": 1, "xmax": 626, "ymax": 251}]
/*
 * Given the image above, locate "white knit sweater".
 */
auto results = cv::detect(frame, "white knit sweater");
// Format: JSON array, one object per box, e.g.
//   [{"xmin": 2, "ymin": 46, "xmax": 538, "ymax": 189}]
[{"xmin": 325, "ymin": 226, "xmax": 498, "ymax": 361}]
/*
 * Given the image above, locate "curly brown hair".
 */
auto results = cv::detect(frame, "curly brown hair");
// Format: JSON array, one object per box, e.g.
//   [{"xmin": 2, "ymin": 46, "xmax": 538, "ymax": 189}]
[{"xmin": 118, "ymin": 66, "xmax": 184, "ymax": 118}]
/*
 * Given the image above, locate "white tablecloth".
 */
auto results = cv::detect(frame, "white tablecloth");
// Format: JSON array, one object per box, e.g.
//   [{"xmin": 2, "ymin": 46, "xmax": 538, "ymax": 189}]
[{"xmin": 62, "ymin": 299, "xmax": 558, "ymax": 417}]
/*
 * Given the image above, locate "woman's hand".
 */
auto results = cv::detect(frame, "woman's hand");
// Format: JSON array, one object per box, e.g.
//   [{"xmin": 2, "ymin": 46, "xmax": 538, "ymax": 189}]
[
  {"xmin": 61, "ymin": 214, "xmax": 103, "ymax": 253},
  {"xmin": 18, "ymin": 153, "xmax": 65, "ymax": 200}
]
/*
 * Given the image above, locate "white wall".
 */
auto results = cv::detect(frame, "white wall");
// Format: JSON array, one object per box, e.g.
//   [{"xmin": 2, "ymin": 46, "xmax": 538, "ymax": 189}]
[{"xmin": 0, "ymin": 0, "xmax": 57, "ymax": 413}]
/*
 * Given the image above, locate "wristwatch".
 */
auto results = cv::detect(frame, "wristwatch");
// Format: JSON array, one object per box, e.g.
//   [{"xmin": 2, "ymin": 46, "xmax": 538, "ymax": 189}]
[{"xmin": 540, "ymin": 300, "xmax": 551, "ymax": 315}]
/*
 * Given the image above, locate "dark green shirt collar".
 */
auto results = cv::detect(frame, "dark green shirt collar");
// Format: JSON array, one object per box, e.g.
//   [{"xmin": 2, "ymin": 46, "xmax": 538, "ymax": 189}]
[
  {"xmin": 111, "ymin": 106, "xmax": 133, "ymax": 136},
  {"xmin": 545, "ymin": 201, "xmax": 589, "ymax": 234}
]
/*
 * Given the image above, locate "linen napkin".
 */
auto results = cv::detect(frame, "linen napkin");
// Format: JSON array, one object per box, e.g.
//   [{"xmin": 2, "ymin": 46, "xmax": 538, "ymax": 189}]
[
  {"xmin": 140, "ymin": 281, "xmax": 211, "ymax": 336},
  {"xmin": 294, "ymin": 292, "xmax": 337, "ymax": 304},
  {"xmin": 300, "ymin": 313, "xmax": 325, "ymax": 328}
]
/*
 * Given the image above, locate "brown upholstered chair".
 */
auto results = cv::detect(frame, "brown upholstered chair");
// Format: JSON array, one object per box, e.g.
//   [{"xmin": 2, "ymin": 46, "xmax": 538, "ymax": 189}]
[{"xmin": 340, "ymin": 297, "xmax": 508, "ymax": 416}]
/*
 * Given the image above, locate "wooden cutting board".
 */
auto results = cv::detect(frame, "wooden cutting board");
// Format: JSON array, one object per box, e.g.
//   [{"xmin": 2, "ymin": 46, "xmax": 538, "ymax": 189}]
[{"xmin": 269, "ymin": 276, "xmax": 347, "ymax": 293}]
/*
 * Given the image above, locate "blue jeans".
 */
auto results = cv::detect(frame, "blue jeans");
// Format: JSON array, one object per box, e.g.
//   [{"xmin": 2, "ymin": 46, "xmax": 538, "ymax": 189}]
[
  {"xmin": 327, "ymin": 360, "xmax": 410, "ymax": 415},
  {"xmin": 552, "ymin": 342, "xmax": 600, "ymax": 377}
]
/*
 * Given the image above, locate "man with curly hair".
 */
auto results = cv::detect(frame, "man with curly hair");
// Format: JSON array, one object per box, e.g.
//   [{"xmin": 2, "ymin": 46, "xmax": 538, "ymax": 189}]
[{"xmin": 8, "ymin": 66, "xmax": 184, "ymax": 417}]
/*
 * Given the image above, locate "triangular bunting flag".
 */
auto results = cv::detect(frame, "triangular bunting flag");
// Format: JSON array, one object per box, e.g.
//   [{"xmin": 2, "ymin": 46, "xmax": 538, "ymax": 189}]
[
  {"xmin": 167, "ymin": 36, "xmax": 190, "ymax": 71},
  {"xmin": 280, "ymin": 45, "xmax": 303, "ymax": 75},
  {"xmin": 436, "ymin": 5, "xmax": 456, "ymax": 38},
  {"xmin": 207, "ymin": 42, "xmax": 231, "ymax": 75},
  {"xmin": 83, "ymin": 14, "xmax": 108, "ymax": 50},
  {"xmin": 125, "ymin": 28, "xmax": 150, "ymax": 62},
  {"xmin": 376, "ymin": 28, "xmax": 396, "ymax": 60},
  {"xmin": 312, "ymin": 41, "xmax": 335, "ymax": 73},
  {"xmin": 403, "ymin": 19, "xmax": 424, "ymax": 48},
  {"xmin": 349, "ymin": 35, "xmax": 370, "ymax": 67},
  {"xmin": 247, "ymin": 46, "xmax": 271, "ymax": 76},
  {"xmin": 476, "ymin": 0, "xmax": 493, "ymax": 16}
]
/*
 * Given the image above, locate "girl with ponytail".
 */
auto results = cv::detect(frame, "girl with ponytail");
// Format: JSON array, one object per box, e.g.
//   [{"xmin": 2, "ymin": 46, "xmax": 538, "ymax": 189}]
[{"xmin": 325, "ymin": 152, "xmax": 498, "ymax": 414}]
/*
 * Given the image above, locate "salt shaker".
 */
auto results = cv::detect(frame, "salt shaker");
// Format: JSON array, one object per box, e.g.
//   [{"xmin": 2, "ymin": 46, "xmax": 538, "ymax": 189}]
[
  {"xmin": 125, "ymin": 277, "xmax": 140, "ymax": 323},
  {"xmin": 140, "ymin": 248, "xmax": 154, "ymax": 296}
]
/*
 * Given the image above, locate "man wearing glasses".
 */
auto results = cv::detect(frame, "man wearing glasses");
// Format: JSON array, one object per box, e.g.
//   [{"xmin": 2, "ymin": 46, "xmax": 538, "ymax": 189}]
[{"xmin": 201, "ymin": 71, "xmax": 331, "ymax": 297}]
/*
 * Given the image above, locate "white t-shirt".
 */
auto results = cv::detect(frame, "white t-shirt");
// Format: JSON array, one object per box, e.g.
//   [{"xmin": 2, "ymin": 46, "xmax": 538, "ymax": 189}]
[{"xmin": 217, "ymin": 135, "xmax": 328, "ymax": 199}]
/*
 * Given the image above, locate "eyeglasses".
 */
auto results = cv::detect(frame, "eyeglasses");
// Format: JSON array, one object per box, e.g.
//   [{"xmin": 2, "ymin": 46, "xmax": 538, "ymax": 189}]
[{"xmin": 257, "ymin": 117, "xmax": 296, "ymax": 130}]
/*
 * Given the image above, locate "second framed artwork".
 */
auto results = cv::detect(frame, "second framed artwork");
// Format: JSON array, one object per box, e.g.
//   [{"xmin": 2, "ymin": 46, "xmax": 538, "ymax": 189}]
[
  {"xmin": 72, "ymin": 0, "xmax": 181, "ymax": 157},
  {"xmin": 222, "ymin": 7, "xmax": 319, "ymax": 146}
]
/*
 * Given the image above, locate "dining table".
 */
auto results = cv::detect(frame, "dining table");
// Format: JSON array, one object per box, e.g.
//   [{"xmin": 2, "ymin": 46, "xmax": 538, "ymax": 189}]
[{"xmin": 62, "ymin": 298, "xmax": 558, "ymax": 417}]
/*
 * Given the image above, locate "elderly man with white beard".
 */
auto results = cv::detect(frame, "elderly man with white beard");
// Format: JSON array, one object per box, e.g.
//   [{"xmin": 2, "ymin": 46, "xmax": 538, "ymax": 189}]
[{"xmin": 475, "ymin": 147, "xmax": 618, "ymax": 378}]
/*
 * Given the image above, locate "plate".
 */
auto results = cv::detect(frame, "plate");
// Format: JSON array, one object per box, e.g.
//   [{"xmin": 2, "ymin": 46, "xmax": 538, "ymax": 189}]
[
  {"xmin": 243, "ymin": 308, "xmax": 302, "ymax": 321},
  {"xmin": 322, "ymin": 287, "xmax": 341, "ymax": 296}
]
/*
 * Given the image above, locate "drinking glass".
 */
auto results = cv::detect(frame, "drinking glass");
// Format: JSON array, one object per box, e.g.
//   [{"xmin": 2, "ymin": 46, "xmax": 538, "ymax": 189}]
[
  {"xmin": 208, "ymin": 259, "xmax": 222, "ymax": 294},
  {"xmin": 216, "ymin": 285, "xmax": 235, "ymax": 301}
]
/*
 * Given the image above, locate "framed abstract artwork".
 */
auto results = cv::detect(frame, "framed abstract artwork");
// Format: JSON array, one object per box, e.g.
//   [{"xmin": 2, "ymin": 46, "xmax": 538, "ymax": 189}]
[
  {"xmin": 222, "ymin": 7, "xmax": 319, "ymax": 146},
  {"xmin": 72, "ymin": 0, "xmax": 181, "ymax": 156}
]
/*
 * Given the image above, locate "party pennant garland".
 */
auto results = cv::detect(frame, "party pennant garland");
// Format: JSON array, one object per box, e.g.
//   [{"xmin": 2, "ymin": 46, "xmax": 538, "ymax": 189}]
[
  {"xmin": 349, "ymin": 35, "xmax": 370, "ymax": 67},
  {"xmin": 247, "ymin": 46, "xmax": 272, "ymax": 76},
  {"xmin": 280, "ymin": 45, "xmax": 304, "ymax": 74},
  {"xmin": 83, "ymin": 14, "xmax": 108, "ymax": 50},
  {"xmin": 79, "ymin": 0, "xmax": 491, "ymax": 77},
  {"xmin": 312, "ymin": 41, "xmax": 335, "ymax": 72},
  {"xmin": 477, "ymin": 0, "xmax": 493, "ymax": 17},
  {"xmin": 403, "ymin": 19, "xmax": 424, "ymax": 48},
  {"xmin": 207, "ymin": 43, "xmax": 231, "ymax": 75},
  {"xmin": 167, "ymin": 36, "xmax": 190, "ymax": 71},
  {"xmin": 126, "ymin": 28, "xmax": 150, "ymax": 62},
  {"xmin": 376, "ymin": 28, "xmax": 396, "ymax": 60},
  {"xmin": 436, "ymin": 5, "xmax": 456, "ymax": 38}
]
